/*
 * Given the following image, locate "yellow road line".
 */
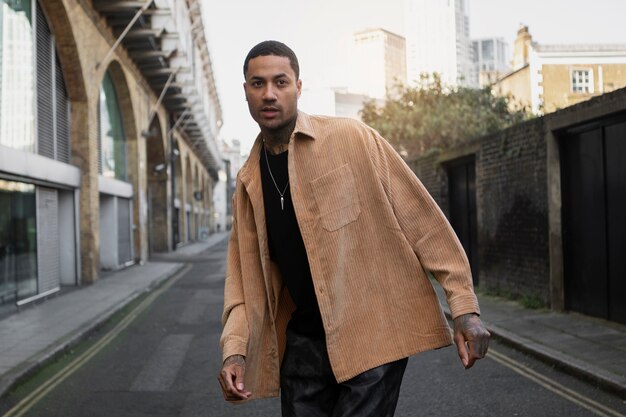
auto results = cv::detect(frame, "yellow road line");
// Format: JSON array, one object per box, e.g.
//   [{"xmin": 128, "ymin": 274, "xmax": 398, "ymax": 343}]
[
  {"xmin": 489, "ymin": 347, "xmax": 625, "ymax": 417},
  {"xmin": 2, "ymin": 264, "xmax": 192, "ymax": 417}
]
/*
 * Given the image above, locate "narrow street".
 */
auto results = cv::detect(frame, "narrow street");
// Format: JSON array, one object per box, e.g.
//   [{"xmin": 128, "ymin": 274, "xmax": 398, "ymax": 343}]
[{"xmin": 1, "ymin": 239, "xmax": 625, "ymax": 417}]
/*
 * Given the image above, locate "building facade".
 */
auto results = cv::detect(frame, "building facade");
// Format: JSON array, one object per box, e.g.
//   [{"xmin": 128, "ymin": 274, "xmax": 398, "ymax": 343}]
[
  {"xmin": 299, "ymin": 87, "xmax": 385, "ymax": 120},
  {"xmin": 494, "ymin": 26, "xmax": 626, "ymax": 114},
  {"xmin": 404, "ymin": 0, "xmax": 474, "ymax": 87},
  {"xmin": 213, "ymin": 139, "xmax": 241, "ymax": 232},
  {"xmin": 409, "ymin": 86, "xmax": 626, "ymax": 326},
  {"xmin": 0, "ymin": 0, "xmax": 222, "ymax": 307},
  {"xmin": 350, "ymin": 28, "xmax": 407, "ymax": 99},
  {"xmin": 471, "ymin": 37, "xmax": 509, "ymax": 87}
]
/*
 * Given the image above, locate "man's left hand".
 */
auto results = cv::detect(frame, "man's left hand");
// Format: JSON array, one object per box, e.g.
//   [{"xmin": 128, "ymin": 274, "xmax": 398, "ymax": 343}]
[{"xmin": 453, "ymin": 313, "xmax": 490, "ymax": 369}]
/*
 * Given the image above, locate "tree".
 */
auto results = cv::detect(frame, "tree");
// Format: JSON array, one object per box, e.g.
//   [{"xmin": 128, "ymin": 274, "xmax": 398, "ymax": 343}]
[{"xmin": 360, "ymin": 74, "xmax": 531, "ymax": 159}]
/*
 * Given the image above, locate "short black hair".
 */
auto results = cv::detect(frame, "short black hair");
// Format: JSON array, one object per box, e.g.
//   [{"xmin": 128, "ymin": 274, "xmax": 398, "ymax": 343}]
[{"xmin": 243, "ymin": 40, "xmax": 300, "ymax": 79}]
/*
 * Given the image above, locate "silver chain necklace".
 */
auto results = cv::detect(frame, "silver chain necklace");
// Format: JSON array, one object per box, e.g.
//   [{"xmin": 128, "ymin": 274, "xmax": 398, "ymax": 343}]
[{"xmin": 263, "ymin": 142, "xmax": 289, "ymax": 210}]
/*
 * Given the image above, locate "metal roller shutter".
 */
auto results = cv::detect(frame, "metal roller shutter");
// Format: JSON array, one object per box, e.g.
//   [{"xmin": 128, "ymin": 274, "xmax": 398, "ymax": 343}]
[
  {"xmin": 117, "ymin": 198, "xmax": 132, "ymax": 264},
  {"xmin": 55, "ymin": 53, "xmax": 71, "ymax": 163},
  {"xmin": 97, "ymin": 98, "xmax": 103, "ymax": 174},
  {"xmin": 36, "ymin": 4, "xmax": 54, "ymax": 160},
  {"xmin": 37, "ymin": 187, "xmax": 60, "ymax": 293}
]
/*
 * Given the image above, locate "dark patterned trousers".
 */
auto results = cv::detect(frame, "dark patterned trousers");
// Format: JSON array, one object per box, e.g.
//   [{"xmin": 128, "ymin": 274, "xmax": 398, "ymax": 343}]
[{"xmin": 280, "ymin": 328, "xmax": 408, "ymax": 417}]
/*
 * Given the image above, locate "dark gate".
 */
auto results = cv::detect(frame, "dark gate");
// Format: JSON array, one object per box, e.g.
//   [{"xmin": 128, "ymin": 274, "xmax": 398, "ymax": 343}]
[
  {"xmin": 447, "ymin": 156, "xmax": 479, "ymax": 285},
  {"xmin": 560, "ymin": 115, "xmax": 626, "ymax": 324}
]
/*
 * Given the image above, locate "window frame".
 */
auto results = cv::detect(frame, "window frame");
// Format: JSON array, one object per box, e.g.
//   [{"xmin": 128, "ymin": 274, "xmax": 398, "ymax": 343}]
[{"xmin": 571, "ymin": 68, "xmax": 594, "ymax": 94}]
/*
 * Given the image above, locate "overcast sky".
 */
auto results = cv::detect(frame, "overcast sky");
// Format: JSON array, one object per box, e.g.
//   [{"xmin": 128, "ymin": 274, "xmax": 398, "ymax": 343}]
[{"xmin": 202, "ymin": 0, "xmax": 626, "ymax": 152}]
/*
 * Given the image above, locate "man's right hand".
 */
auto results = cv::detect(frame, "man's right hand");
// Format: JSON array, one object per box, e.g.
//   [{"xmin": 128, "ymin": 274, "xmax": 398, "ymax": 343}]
[{"xmin": 218, "ymin": 354, "xmax": 252, "ymax": 401}]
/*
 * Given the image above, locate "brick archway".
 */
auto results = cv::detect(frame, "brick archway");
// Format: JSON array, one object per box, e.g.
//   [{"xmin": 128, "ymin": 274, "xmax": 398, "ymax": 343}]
[
  {"xmin": 102, "ymin": 60, "xmax": 143, "ymax": 260},
  {"xmin": 37, "ymin": 0, "xmax": 97, "ymax": 281},
  {"xmin": 145, "ymin": 116, "xmax": 169, "ymax": 253}
]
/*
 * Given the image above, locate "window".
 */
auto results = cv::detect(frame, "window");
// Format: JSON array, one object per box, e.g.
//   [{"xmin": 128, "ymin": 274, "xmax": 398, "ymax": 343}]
[
  {"xmin": 572, "ymin": 69, "xmax": 593, "ymax": 93},
  {"xmin": 98, "ymin": 71, "xmax": 127, "ymax": 180},
  {"xmin": 35, "ymin": 1, "xmax": 71, "ymax": 163},
  {"xmin": 0, "ymin": 0, "xmax": 35, "ymax": 152},
  {"xmin": 481, "ymin": 39, "xmax": 494, "ymax": 61},
  {"xmin": 0, "ymin": 179, "xmax": 37, "ymax": 303},
  {"xmin": 0, "ymin": 0, "xmax": 70, "ymax": 160}
]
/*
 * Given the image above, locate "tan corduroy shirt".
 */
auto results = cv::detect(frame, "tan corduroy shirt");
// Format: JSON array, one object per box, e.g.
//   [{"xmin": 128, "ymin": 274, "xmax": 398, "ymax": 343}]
[{"xmin": 220, "ymin": 111, "xmax": 480, "ymax": 400}]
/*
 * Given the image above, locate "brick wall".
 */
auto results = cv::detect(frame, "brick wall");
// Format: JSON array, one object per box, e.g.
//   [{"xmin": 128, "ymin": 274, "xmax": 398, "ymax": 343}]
[
  {"xmin": 410, "ymin": 119, "xmax": 551, "ymax": 304},
  {"xmin": 407, "ymin": 86, "xmax": 626, "ymax": 309},
  {"xmin": 408, "ymin": 150, "xmax": 449, "ymax": 217},
  {"xmin": 475, "ymin": 119, "xmax": 550, "ymax": 302}
]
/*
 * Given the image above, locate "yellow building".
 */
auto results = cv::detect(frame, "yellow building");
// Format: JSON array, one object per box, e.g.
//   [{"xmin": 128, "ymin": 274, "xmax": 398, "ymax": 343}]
[
  {"xmin": 0, "ymin": 0, "xmax": 223, "ymax": 306},
  {"xmin": 494, "ymin": 26, "xmax": 626, "ymax": 114}
]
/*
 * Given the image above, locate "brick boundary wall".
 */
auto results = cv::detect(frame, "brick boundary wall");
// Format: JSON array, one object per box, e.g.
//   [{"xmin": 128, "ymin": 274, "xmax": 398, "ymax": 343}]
[
  {"xmin": 475, "ymin": 118, "xmax": 550, "ymax": 302},
  {"xmin": 409, "ymin": 119, "xmax": 550, "ymax": 303},
  {"xmin": 407, "ymin": 86, "xmax": 626, "ymax": 307}
]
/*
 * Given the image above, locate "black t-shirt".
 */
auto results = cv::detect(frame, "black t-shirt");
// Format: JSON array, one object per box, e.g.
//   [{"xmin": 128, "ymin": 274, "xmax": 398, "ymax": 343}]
[{"xmin": 260, "ymin": 148, "xmax": 325, "ymax": 338}]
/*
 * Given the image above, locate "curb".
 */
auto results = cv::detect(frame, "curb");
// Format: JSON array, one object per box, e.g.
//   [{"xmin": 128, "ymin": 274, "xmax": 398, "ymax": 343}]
[
  {"xmin": 0, "ymin": 262, "xmax": 186, "ymax": 399},
  {"xmin": 441, "ymin": 307, "xmax": 626, "ymax": 397}
]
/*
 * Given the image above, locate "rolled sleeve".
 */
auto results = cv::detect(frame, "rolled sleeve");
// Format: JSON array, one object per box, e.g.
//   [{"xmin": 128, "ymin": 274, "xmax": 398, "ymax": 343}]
[
  {"xmin": 367, "ymin": 128, "xmax": 480, "ymax": 319},
  {"xmin": 220, "ymin": 196, "xmax": 250, "ymax": 362}
]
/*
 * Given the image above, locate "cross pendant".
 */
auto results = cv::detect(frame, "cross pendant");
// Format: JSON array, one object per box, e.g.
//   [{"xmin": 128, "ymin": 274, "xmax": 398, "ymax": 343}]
[{"xmin": 280, "ymin": 196, "xmax": 284, "ymax": 210}]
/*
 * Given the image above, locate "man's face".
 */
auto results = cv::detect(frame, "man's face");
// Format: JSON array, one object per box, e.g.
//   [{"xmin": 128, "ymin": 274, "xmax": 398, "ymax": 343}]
[{"xmin": 244, "ymin": 55, "xmax": 302, "ymax": 132}]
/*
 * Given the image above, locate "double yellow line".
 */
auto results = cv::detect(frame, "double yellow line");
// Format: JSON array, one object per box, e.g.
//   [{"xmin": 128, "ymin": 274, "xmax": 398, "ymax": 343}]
[
  {"xmin": 489, "ymin": 347, "xmax": 625, "ymax": 417},
  {"xmin": 2, "ymin": 264, "xmax": 192, "ymax": 417}
]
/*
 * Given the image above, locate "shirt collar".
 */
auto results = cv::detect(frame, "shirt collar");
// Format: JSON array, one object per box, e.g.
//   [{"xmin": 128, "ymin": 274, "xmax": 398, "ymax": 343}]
[{"xmin": 293, "ymin": 110, "xmax": 316, "ymax": 140}]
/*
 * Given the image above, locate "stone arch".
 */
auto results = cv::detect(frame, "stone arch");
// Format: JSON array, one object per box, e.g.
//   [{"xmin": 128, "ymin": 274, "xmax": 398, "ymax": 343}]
[
  {"xmin": 201, "ymin": 175, "xmax": 208, "ymax": 231},
  {"xmin": 185, "ymin": 155, "xmax": 193, "ymax": 243},
  {"xmin": 145, "ymin": 115, "xmax": 169, "ymax": 253},
  {"xmin": 98, "ymin": 60, "xmax": 141, "ymax": 262},
  {"xmin": 193, "ymin": 164, "xmax": 200, "ymax": 240},
  {"xmin": 38, "ymin": 0, "xmax": 87, "ymax": 103},
  {"xmin": 172, "ymin": 139, "xmax": 183, "ymax": 247},
  {"xmin": 103, "ymin": 60, "xmax": 139, "ymax": 180},
  {"xmin": 37, "ymin": 0, "xmax": 96, "ymax": 280}
]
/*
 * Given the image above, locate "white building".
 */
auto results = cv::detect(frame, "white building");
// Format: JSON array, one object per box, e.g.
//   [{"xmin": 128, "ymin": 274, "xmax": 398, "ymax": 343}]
[
  {"xmin": 404, "ymin": 0, "xmax": 474, "ymax": 87},
  {"xmin": 299, "ymin": 87, "xmax": 384, "ymax": 120},
  {"xmin": 350, "ymin": 28, "xmax": 407, "ymax": 99},
  {"xmin": 471, "ymin": 37, "xmax": 510, "ymax": 87},
  {"xmin": 213, "ymin": 139, "xmax": 242, "ymax": 232}
]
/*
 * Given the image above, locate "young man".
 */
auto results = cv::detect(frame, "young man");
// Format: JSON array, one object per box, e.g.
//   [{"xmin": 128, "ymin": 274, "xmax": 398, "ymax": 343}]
[{"xmin": 218, "ymin": 40, "xmax": 490, "ymax": 416}]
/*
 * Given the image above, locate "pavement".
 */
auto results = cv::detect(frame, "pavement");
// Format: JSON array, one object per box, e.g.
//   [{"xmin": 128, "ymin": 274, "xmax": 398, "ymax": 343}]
[
  {"xmin": 433, "ymin": 284, "xmax": 626, "ymax": 396},
  {"xmin": 0, "ymin": 232, "xmax": 229, "ymax": 399},
  {"xmin": 0, "ymin": 230, "xmax": 624, "ymax": 400}
]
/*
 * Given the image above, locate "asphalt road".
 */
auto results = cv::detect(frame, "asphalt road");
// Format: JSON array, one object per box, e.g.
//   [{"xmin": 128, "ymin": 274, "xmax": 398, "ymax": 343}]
[{"xmin": 1, "ymin": 238, "xmax": 625, "ymax": 417}]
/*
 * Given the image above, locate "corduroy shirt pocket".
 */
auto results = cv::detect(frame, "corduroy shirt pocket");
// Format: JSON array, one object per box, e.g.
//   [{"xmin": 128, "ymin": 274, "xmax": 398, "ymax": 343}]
[{"xmin": 310, "ymin": 163, "xmax": 361, "ymax": 231}]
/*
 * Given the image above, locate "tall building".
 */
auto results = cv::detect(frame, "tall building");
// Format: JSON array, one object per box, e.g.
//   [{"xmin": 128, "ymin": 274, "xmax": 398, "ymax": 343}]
[
  {"xmin": 493, "ymin": 26, "xmax": 626, "ymax": 114},
  {"xmin": 404, "ymin": 0, "xmax": 474, "ymax": 87},
  {"xmin": 214, "ymin": 139, "xmax": 242, "ymax": 232},
  {"xmin": 299, "ymin": 87, "xmax": 385, "ymax": 120},
  {"xmin": 471, "ymin": 38, "xmax": 510, "ymax": 87},
  {"xmin": 0, "ymin": 0, "xmax": 222, "ymax": 306},
  {"xmin": 350, "ymin": 28, "xmax": 407, "ymax": 99}
]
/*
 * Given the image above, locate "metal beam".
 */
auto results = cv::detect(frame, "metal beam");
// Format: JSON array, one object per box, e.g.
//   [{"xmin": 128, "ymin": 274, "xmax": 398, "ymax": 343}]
[
  {"xmin": 129, "ymin": 50, "xmax": 176, "ymax": 60},
  {"xmin": 143, "ymin": 67, "xmax": 190, "ymax": 77},
  {"xmin": 94, "ymin": 1, "xmax": 150, "ymax": 12},
  {"xmin": 125, "ymin": 27, "xmax": 164, "ymax": 39},
  {"xmin": 96, "ymin": 0, "xmax": 154, "ymax": 69},
  {"xmin": 146, "ymin": 68, "xmax": 179, "ymax": 128}
]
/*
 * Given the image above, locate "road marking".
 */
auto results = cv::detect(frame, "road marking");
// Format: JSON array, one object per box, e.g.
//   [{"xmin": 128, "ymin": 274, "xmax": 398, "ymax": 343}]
[
  {"xmin": 130, "ymin": 334, "xmax": 194, "ymax": 391},
  {"xmin": 489, "ymin": 347, "xmax": 625, "ymax": 417},
  {"xmin": 178, "ymin": 289, "xmax": 211, "ymax": 324},
  {"xmin": 2, "ymin": 264, "xmax": 192, "ymax": 417}
]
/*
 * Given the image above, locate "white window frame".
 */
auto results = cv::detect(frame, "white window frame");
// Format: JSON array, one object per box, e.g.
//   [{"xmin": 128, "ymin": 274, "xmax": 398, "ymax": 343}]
[{"xmin": 571, "ymin": 68, "xmax": 594, "ymax": 94}]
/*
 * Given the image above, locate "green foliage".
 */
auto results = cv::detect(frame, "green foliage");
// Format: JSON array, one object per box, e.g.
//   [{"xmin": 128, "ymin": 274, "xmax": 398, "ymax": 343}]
[
  {"xmin": 475, "ymin": 285, "xmax": 547, "ymax": 310},
  {"xmin": 520, "ymin": 295, "xmax": 546, "ymax": 310},
  {"xmin": 360, "ymin": 74, "xmax": 532, "ymax": 159}
]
